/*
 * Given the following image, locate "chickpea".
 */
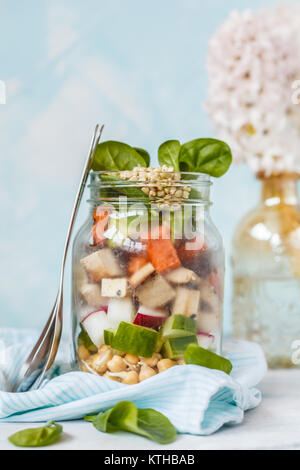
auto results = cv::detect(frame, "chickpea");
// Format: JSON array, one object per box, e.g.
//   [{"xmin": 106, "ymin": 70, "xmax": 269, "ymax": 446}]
[
  {"xmin": 124, "ymin": 353, "xmax": 139, "ymax": 365},
  {"xmin": 103, "ymin": 372, "xmax": 120, "ymax": 382},
  {"xmin": 140, "ymin": 353, "xmax": 161, "ymax": 368},
  {"xmin": 139, "ymin": 365, "xmax": 157, "ymax": 382},
  {"xmin": 78, "ymin": 345, "xmax": 90, "ymax": 361},
  {"xmin": 157, "ymin": 359, "xmax": 176, "ymax": 373},
  {"xmin": 122, "ymin": 371, "xmax": 139, "ymax": 385},
  {"xmin": 88, "ymin": 349, "xmax": 113, "ymax": 374},
  {"xmin": 107, "ymin": 355, "xmax": 127, "ymax": 373}
]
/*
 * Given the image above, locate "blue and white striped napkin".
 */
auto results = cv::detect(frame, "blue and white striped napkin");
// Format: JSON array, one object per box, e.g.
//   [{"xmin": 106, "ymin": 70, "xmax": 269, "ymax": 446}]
[{"xmin": 0, "ymin": 328, "xmax": 267, "ymax": 435}]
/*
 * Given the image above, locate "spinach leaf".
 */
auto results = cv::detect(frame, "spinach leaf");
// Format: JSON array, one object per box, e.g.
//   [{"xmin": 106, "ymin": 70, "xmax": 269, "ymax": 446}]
[
  {"xmin": 134, "ymin": 147, "xmax": 150, "ymax": 167},
  {"xmin": 92, "ymin": 141, "xmax": 147, "ymax": 172},
  {"xmin": 137, "ymin": 408, "xmax": 177, "ymax": 444},
  {"xmin": 158, "ymin": 140, "xmax": 181, "ymax": 171},
  {"xmin": 8, "ymin": 421, "xmax": 63, "ymax": 447},
  {"xmin": 179, "ymin": 138, "xmax": 232, "ymax": 177},
  {"xmin": 78, "ymin": 324, "xmax": 97, "ymax": 353},
  {"xmin": 85, "ymin": 401, "xmax": 176, "ymax": 444}
]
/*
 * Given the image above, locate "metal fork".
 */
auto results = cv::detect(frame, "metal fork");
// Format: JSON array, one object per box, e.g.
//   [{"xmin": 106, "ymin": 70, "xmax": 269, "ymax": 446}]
[{"xmin": 12, "ymin": 124, "xmax": 104, "ymax": 392}]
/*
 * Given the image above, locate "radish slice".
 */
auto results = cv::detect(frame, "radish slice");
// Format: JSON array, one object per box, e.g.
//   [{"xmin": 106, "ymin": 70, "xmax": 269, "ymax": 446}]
[
  {"xmin": 82, "ymin": 310, "xmax": 110, "ymax": 347},
  {"xmin": 107, "ymin": 298, "xmax": 135, "ymax": 329},
  {"xmin": 197, "ymin": 332, "xmax": 214, "ymax": 349},
  {"xmin": 133, "ymin": 305, "xmax": 167, "ymax": 329},
  {"xmin": 197, "ymin": 312, "xmax": 218, "ymax": 334}
]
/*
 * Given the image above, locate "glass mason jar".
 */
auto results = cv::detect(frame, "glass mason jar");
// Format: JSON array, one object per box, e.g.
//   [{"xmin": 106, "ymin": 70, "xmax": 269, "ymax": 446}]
[
  {"xmin": 71, "ymin": 170, "xmax": 224, "ymax": 384},
  {"xmin": 232, "ymin": 173, "xmax": 300, "ymax": 368}
]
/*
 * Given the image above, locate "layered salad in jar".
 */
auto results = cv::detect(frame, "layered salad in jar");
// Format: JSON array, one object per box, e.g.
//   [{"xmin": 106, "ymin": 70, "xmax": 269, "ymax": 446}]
[{"xmin": 73, "ymin": 138, "xmax": 233, "ymax": 384}]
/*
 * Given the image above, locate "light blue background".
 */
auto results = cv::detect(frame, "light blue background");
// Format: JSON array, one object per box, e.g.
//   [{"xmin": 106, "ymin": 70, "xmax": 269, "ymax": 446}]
[{"xmin": 0, "ymin": 0, "xmax": 289, "ymax": 335}]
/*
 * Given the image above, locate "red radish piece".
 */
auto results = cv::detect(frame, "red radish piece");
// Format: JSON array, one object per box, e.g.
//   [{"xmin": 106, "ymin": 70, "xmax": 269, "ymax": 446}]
[
  {"xmin": 197, "ymin": 332, "xmax": 214, "ymax": 349},
  {"xmin": 133, "ymin": 305, "xmax": 167, "ymax": 329},
  {"xmin": 82, "ymin": 309, "xmax": 110, "ymax": 347},
  {"xmin": 197, "ymin": 312, "xmax": 218, "ymax": 334},
  {"xmin": 99, "ymin": 305, "xmax": 108, "ymax": 313},
  {"xmin": 107, "ymin": 297, "xmax": 135, "ymax": 329}
]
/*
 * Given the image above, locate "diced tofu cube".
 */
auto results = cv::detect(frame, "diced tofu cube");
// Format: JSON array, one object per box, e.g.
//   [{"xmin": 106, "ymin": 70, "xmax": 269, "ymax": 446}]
[
  {"xmin": 129, "ymin": 262, "xmax": 155, "ymax": 288},
  {"xmin": 74, "ymin": 265, "xmax": 89, "ymax": 287},
  {"xmin": 172, "ymin": 287, "xmax": 200, "ymax": 317},
  {"xmin": 136, "ymin": 275, "xmax": 175, "ymax": 309},
  {"xmin": 101, "ymin": 278, "xmax": 128, "ymax": 298},
  {"xmin": 80, "ymin": 283, "xmax": 109, "ymax": 308},
  {"xmin": 200, "ymin": 281, "xmax": 220, "ymax": 314},
  {"xmin": 165, "ymin": 267, "xmax": 198, "ymax": 284},
  {"xmin": 80, "ymin": 248, "xmax": 124, "ymax": 282},
  {"xmin": 197, "ymin": 312, "xmax": 218, "ymax": 334}
]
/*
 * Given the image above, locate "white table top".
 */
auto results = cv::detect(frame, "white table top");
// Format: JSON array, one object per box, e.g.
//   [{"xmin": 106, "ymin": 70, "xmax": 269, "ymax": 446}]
[{"xmin": 1, "ymin": 370, "xmax": 299, "ymax": 450}]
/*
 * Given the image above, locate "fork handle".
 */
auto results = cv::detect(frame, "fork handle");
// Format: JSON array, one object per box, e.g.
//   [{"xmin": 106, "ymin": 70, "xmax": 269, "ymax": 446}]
[{"xmin": 58, "ymin": 124, "xmax": 104, "ymax": 287}]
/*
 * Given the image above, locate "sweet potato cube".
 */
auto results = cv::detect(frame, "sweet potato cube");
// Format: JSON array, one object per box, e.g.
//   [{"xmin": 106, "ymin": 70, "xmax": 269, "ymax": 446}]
[
  {"xmin": 128, "ymin": 255, "xmax": 149, "ymax": 275},
  {"xmin": 136, "ymin": 275, "xmax": 175, "ymax": 309},
  {"xmin": 80, "ymin": 248, "xmax": 123, "ymax": 282},
  {"xmin": 147, "ymin": 238, "xmax": 181, "ymax": 273},
  {"xmin": 172, "ymin": 287, "xmax": 201, "ymax": 317}
]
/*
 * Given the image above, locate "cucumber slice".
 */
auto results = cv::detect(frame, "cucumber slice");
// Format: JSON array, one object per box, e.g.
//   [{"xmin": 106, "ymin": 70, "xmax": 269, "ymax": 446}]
[
  {"xmin": 184, "ymin": 343, "xmax": 232, "ymax": 375},
  {"xmin": 162, "ymin": 335, "xmax": 197, "ymax": 360},
  {"xmin": 162, "ymin": 314, "xmax": 197, "ymax": 339},
  {"xmin": 154, "ymin": 330, "xmax": 164, "ymax": 353},
  {"xmin": 104, "ymin": 328, "xmax": 115, "ymax": 346},
  {"xmin": 78, "ymin": 324, "xmax": 98, "ymax": 353},
  {"xmin": 112, "ymin": 321, "xmax": 158, "ymax": 357}
]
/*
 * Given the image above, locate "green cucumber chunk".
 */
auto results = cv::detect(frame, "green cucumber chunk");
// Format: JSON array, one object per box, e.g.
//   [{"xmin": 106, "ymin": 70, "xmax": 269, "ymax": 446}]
[
  {"xmin": 78, "ymin": 324, "xmax": 97, "ymax": 353},
  {"xmin": 112, "ymin": 322, "xmax": 158, "ymax": 357},
  {"xmin": 154, "ymin": 331, "xmax": 164, "ymax": 353},
  {"xmin": 162, "ymin": 335, "xmax": 197, "ymax": 360},
  {"xmin": 184, "ymin": 344, "xmax": 233, "ymax": 375},
  {"xmin": 162, "ymin": 314, "xmax": 197, "ymax": 339},
  {"xmin": 104, "ymin": 329, "xmax": 115, "ymax": 347}
]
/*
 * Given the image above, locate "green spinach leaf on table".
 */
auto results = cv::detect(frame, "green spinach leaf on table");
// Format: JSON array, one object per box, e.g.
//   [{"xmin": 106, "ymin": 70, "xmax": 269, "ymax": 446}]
[
  {"xmin": 8, "ymin": 421, "xmax": 63, "ymax": 447},
  {"xmin": 85, "ymin": 401, "xmax": 176, "ymax": 444}
]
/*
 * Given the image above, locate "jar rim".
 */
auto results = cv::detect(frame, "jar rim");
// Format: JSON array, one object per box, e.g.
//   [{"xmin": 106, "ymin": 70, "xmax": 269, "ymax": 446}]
[
  {"xmin": 88, "ymin": 170, "xmax": 212, "ymax": 206},
  {"xmin": 89, "ymin": 170, "xmax": 211, "ymax": 185}
]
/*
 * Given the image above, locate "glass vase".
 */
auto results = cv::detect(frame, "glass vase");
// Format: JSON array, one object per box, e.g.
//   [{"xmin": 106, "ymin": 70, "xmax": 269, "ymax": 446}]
[{"xmin": 232, "ymin": 173, "xmax": 300, "ymax": 368}]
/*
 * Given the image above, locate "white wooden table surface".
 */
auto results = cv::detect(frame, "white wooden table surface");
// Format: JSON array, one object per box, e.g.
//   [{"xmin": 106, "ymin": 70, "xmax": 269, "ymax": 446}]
[{"xmin": 0, "ymin": 370, "xmax": 299, "ymax": 450}]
